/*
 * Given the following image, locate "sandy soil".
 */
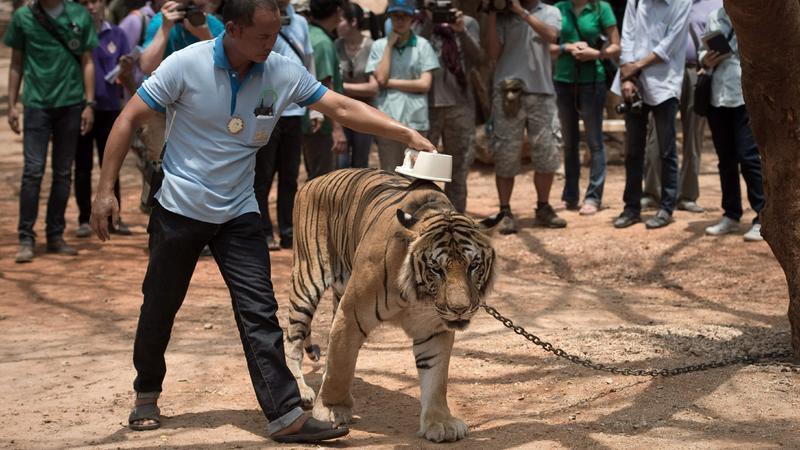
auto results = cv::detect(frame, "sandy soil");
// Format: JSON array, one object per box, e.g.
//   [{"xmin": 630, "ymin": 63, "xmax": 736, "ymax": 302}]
[{"xmin": 0, "ymin": 32, "xmax": 798, "ymax": 450}]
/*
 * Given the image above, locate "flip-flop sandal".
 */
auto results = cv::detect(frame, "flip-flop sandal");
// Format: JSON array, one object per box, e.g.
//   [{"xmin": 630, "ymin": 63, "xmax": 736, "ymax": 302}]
[
  {"xmin": 128, "ymin": 392, "xmax": 161, "ymax": 431},
  {"xmin": 271, "ymin": 417, "xmax": 349, "ymax": 444}
]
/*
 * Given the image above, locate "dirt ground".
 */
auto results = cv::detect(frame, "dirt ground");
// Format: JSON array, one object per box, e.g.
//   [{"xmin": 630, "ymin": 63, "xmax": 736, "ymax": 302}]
[{"xmin": 1, "ymin": 33, "xmax": 799, "ymax": 450}]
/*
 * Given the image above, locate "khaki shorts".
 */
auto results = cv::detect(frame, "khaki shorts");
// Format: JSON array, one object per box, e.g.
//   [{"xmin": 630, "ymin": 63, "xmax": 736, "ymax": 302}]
[{"xmin": 490, "ymin": 91, "xmax": 561, "ymax": 177}]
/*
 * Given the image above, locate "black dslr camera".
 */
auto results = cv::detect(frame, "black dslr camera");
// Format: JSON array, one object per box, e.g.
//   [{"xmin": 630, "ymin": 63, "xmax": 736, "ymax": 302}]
[
  {"xmin": 178, "ymin": 1, "xmax": 206, "ymax": 27},
  {"xmin": 616, "ymin": 92, "xmax": 644, "ymax": 115},
  {"xmin": 430, "ymin": 0, "xmax": 456, "ymax": 24}
]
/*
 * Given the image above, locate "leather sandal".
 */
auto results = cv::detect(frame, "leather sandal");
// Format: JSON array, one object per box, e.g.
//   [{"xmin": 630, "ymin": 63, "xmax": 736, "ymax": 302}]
[
  {"xmin": 271, "ymin": 416, "xmax": 349, "ymax": 444},
  {"xmin": 128, "ymin": 391, "xmax": 161, "ymax": 431}
]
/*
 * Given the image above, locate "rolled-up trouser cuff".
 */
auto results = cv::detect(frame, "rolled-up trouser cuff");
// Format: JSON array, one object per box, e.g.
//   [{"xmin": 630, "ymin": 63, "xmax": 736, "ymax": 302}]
[{"xmin": 267, "ymin": 406, "xmax": 304, "ymax": 435}]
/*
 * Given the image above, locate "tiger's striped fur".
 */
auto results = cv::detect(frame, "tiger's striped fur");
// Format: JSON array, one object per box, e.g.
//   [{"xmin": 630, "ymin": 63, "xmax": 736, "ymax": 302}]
[{"xmin": 284, "ymin": 168, "xmax": 501, "ymax": 442}]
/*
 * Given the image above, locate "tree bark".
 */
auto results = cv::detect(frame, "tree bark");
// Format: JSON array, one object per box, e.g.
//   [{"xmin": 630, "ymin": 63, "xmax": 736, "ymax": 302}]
[{"xmin": 724, "ymin": 0, "xmax": 800, "ymax": 359}]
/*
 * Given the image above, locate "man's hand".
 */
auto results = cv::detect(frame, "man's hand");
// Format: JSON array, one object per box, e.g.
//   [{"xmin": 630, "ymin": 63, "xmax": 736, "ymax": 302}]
[
  {"xmin": 161, "ymin": 1, "xmax": 185, "ymax": 28},
  {"xmin": 81, "ymin": 106, "xmax": 94, "ymax": 136},
  {"xmin": 406, "ymin": 130, "xmax": 437, "ymax": 153},
  {"xmin": 620, "ymin": 62, "xmax": 641, "ymax": 81},
  {"xmin": 451, "ymin": 10, "xmax": 466, "ymax": 33},
  {"xmin": 702, "ymin": 50, "xmax": 724, "ymax": 69},
  {"xmin": 331, "ymin": 125, "xmax": 347, "ymax": 154},
  {"xmin": 510, "ymin": 0, "xmax": 526, "ymax": 17},
  {"xmin": 8, "ymin": 105, "xmax": 20, "ymax": 134},
  {"xmin": 621, "ymin": 80, "xmax": 638, "ymax": 103},
  {"xmin": 90, "ymin": 189, "xmax": 119, "ymax": 241},
  {"xmin": 387, "ymin": 31, "xmax": 401, "ymax": 48}
]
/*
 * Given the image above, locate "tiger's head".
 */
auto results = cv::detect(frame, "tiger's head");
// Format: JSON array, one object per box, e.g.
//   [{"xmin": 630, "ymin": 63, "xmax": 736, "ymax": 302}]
[{"xmin": 397, "ymin": 209, "xmax": 504, "ymax": 331}]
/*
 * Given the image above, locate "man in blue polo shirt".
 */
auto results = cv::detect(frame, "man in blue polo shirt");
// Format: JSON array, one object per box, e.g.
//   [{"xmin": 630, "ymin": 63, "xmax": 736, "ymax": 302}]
[{"xmin": 89, "ymin": 0, "xmax": 435, "ymax": 442}]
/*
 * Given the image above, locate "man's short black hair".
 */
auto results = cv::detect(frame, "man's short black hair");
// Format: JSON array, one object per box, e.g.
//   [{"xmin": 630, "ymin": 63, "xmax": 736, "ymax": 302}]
[
  {"xmin": 310, "ymin": 0, "xmax": 342, "ymax": 21},
  {"xmin": 223, "ymin": 0, "xmax": 279, "ymax": 25}
]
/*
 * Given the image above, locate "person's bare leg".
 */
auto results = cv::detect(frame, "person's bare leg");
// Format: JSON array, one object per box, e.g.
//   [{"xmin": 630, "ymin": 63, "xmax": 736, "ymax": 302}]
[
  {"xmin": 496, "ymin": 176, "xmax": 514, "ymax": 208},
  {"xmin": 534, "ymin": 172, "xmax": 554, "ymax": 204}
]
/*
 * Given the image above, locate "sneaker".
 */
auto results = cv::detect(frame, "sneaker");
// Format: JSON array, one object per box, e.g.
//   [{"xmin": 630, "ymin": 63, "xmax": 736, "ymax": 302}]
[
  {"xmin": 75, "ymin": 222, "xmax": 92, "ymax": 238},
  {"xmin": 613, "ymin": 213, "xmax": 641, "ymax": 229},
  {"xmin": 535, "ymin": 204, "xmax": 567, "ymax": 228},
  {"xmin": 645, "ymin": 210, "xmax": 673, "ymax": 229},
  {"xmin": 498, "ymin": 211, "xmax": 517, "ymax": 235},
  {"xmin": 705, "ymin": 217, "xmax": 739, "ymax": 236},
  {"xmin": 15, "ymin": 241, "xmax": 34, "ymax": 263},
  {"xmin": 677, "ymin": 200, "xmax": 705, "ymax": 213},
  {"xmin": 46, "ymin": 239, "xmax": 78, "ymax": 256},
  {"xmin": 579, "ymin": 201, "xmax": 599, "ymax": 216},
  {"xmin": 111, "ymin": 220, "xmax": 133, "ymax": 236},
  {"xmin": 640, "ymin": 196, "xmax": 659, "ymax": 211},
  {"xmin": 266, "ymin": 235, "xmax": 281, "ymax": 251},
  {"xmin": 560, "ymin": 200, "xmax": 580, "ymax": 212},
  {"xmin": 743, "ymin": 223, "xmax": 764, "ymax": 242}
]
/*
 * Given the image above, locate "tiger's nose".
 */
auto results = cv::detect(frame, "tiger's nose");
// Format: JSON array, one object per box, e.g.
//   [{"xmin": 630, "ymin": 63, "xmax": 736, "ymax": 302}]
[{"xmin": 449, "ymin": 305, "xmax": 470, "ymax": 315}]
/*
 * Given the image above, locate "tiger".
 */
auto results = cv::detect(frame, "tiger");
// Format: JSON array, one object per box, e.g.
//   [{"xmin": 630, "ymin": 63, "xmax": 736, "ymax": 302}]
[{"xmin": 283, "ymin": 168, "xmax": 502, "ymax": 443}]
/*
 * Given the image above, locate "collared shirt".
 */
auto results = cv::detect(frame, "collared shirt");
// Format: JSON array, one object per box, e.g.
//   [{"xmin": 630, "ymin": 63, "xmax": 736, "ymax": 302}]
[
  {"xmin": 684, "ymin": 0, "xmax": 721, "ymax": 63},
  {"xmin": 554, "ymin": 0, "xmax": 617, "ymax": 84},
  {"xmin": 118, "ymin": 2, "xmax": 155, "ymax": 49},
  {"xmin": 614, "ymin": 0, "xmax": 692, "ymax": 106},
  {"xmin": 137, "ymin": 35, "xmax": 326, "ymax": 223},
  {"xmin": 273, "ymin": 5, "xmax": 314, "ymax": 117},
  {"xmin": 365, "ymin": 33, "xmax": 439, "ymax": 131},
  {"xmin": 142, "ymin": 11, "xmax": 225, "ymax": 58},
  {"xmin": 698, "ymin": 7, "xmax": 743, "ymax": 107},
  {"xmin": 94, "ymin": 22, "xmax": 131, "ymax": 111},
  {"xmin": 495, "ymin": 1, "xmax": 562, "ymax": 95},
  {"xmin": 3, "ymin": 1, "xmax": 97, "ymax": 108}
]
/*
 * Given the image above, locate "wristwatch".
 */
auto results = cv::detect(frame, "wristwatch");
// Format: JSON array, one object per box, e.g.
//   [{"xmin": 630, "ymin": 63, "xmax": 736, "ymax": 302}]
[{"xmin": 85, "ymin": 100, "xmax": 97, "ymax": 109}]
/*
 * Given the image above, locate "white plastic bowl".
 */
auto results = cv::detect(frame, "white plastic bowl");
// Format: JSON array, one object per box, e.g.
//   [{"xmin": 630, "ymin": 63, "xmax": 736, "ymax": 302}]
[{"xmin": 395, "ymin": 149, "xmax": 452, "ymax": 182}]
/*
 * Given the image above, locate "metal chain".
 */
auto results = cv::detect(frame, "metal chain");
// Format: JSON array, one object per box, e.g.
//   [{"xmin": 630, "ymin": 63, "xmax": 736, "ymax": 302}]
[{"xmin": 482, "ymin": 304, "xmax": 793, "ymax": 377}]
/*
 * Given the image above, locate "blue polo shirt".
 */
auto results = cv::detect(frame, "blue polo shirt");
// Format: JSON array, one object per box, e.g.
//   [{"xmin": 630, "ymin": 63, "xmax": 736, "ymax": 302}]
[{"xmin": 137, "ymin": 35, "xmax": 327, "ymax": 223}]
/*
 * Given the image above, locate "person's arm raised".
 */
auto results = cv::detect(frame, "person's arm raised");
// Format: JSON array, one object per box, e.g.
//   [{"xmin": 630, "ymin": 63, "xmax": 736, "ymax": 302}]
[
  {"xmin": 309, "ymin": 89, "xmax": 436, "ymax": 152},
  {"xmin": 91, "ymin": 95, "xmax": 156, "ymax": 240}
]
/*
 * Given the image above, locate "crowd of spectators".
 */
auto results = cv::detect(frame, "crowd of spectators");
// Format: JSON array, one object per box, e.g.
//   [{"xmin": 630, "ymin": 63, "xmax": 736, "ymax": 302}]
[{"xmin": 5, "ymin": 0, "xmax": 766, "ymax": 264}]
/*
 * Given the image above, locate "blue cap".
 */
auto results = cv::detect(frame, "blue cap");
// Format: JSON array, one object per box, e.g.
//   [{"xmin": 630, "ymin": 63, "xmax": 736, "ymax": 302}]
[{"xmin": 386, "ymin": 0, "xmax": 415, "ymax": 15}]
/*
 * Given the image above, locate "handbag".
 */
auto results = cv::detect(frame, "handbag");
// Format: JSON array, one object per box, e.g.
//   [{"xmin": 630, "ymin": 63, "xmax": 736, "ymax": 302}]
[
  {"xmin": 142, "ymin": 111, "xmax": 176, "ymax": 208},
  {"xmin": 691, "ymin": 27, "xmax": 734, "ymax": 117}
]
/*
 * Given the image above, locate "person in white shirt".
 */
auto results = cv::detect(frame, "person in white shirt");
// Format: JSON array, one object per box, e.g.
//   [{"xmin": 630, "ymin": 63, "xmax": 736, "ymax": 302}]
[
  {"xmin": 612, "ymin": 0, "xmax": 691, "ymax": 230},
  {"xmin": 699, "ymin": 6, "xmax": 764, "ymax": 242}
]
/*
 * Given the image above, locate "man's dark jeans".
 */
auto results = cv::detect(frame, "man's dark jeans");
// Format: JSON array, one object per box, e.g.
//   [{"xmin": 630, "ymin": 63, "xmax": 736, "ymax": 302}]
[
  {"xmin": 555, "ymin": 81, "xmax": 608, "ymax": 206},
  {"xmin": 75, "ymin": 110, "xmax": 120, "ymax": 225},
  {"xmin": 622, "ymin": 97, "xmax": 680, "ymax": 216},
  {"xmin": 133, "ymin": 203, "xmax": 302, "ymax": 421},
  {"xmin": 253, "ymin": 116, "xmax": 302, "ymax": 245},
  {"xmin": 19, "ymin": 104, "xmax": 82, "ymax": 243},
  {"xmin": 706, "ymin": 105, "xmax": 765, "ymax": 223}
]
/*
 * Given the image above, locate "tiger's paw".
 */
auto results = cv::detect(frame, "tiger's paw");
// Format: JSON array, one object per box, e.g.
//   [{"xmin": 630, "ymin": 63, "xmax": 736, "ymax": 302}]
[
  {"xmin": 418, "ymin": 414, "xmax": 468, "ymax": 443},
  {"xmin": 312, "ymin": 403, "xmax": 353, "ymax": 427},
  {"xmin": 298, "ymin": 383, "xmax": 316, "ymax": 410}
]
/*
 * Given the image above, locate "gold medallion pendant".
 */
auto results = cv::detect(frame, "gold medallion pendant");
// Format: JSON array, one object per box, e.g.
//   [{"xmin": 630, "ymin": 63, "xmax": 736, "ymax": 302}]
[{"xmin": 227, "ymin": 116, "xmax": 245, "ymax": 134}]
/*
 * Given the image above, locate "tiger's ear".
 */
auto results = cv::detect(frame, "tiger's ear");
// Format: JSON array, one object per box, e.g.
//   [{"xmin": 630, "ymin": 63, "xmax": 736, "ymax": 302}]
[
  {"xmin": 396, "ymin": 209, "xmax": 418, "ymax": 229},
  {"xmin": 477, "ymin": 211, "xmax": 505, "ymax": 234}
]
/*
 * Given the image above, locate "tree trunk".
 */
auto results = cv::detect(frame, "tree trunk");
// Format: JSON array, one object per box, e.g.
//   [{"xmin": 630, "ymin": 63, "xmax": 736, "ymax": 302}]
[{"xmin": 724, "ymin": 0, "xmax": 800, "ymax": 359}]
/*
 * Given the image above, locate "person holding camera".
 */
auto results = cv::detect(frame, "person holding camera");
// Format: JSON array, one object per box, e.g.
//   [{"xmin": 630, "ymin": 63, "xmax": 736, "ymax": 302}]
[
  {"xmin": 699, "ymin": 6, "xmax": 764, "ymax": 242},
  {"xmin": 417, "ymin": 0, "xmax": 483, "ymax": 213},
  {"xmin": 612, "ymin": 0, "xmax": 691, "ymax": 229},
  {"xmin": 552, "ymin": 0, "xmax": 619, "ymax": 216},
  {"xmin": 73, "ymin": 0, "xmax": 138, "ymax": 238},
  {"xmin": 253, "ymin": 0, "xmax": 314, "ymax": 251},
  {"xmin": 641, "ymin": 0, "xmax": 720, "ymax": 214},
  {"xmin": 334, "ymin": 2, "xmax": 377, "ymax": 169},
  {"xmin": 366, "ymin": 0, "xmax": 439, "ymax": 172},
  {"xmin": 487, "ymin": 0, "xmax": 565, "ymax": 233},
  {"xmin": 5, "ymin": 0, "xmax": 98, "ymax": 263}
]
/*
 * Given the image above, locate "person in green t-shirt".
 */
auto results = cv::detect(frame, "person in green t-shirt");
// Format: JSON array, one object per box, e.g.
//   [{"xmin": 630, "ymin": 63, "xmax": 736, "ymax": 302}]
[
  {"xmin": 4, "ymin": 0, "xmax": 98, "ymax": 263},
  {"xmin": 552, "ymin": 0, "xmax": 619, "ymax": 215},
  {"xmin": 302, "ymin": 0, "xmax": 346, "ymax": 180}
]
